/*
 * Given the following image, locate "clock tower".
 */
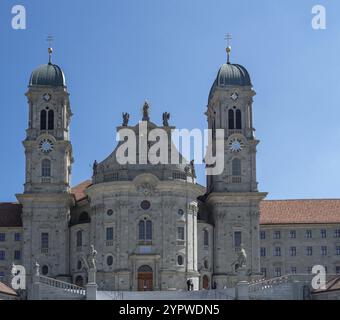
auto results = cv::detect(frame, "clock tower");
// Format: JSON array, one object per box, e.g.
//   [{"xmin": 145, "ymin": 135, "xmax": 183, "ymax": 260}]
[
  {"xmin": 206, "ymin": 46, "xmax": 267, "ymax": 287},
  {"xmin": 16, "ymin": 48, "xmax": 74, "ymax": 297}
]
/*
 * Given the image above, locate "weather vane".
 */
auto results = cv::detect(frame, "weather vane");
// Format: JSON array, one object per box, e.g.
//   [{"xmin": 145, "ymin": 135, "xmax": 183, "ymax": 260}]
[
  {"xmin": 46, "ymin": 35, "xmax": 54, "ymax": 64},
  {"xmin": 224, "ymin": 33, "xmax": 232, "ymax": 64}
]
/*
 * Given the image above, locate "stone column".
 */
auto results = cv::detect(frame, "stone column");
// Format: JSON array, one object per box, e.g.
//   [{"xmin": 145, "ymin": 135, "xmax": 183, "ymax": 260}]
[
  {"xmin": 86, "ymin": 268, "xmax": 98, "ymax": 300},
  {"xmin": 235, "ymin": 267, "xmax": 249, "ymax": 300},
  {"xmin": 32, "ymin": 262, "xmax": 41, "ymax": 300}
]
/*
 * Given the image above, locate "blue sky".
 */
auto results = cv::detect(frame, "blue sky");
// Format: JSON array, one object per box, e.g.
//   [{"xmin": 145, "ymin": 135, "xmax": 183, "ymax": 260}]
[{"xmin": 0, "ymin": 0, "xmax": 339, "ymax": 200}]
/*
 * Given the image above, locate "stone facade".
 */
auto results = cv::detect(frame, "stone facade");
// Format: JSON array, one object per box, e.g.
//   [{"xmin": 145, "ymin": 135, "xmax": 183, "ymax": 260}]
[
  {"xmin": 0, "ymin": 226, "xmax": 22, "ymax": 284},
  {"xmin": 259, "ymin": 223, "xmax": 340, "ymax": 278},
  {"xmin": 0, "ymin": 50, "xmax": 339, "ymax": 300},
  {"xmin": 68, "ymin": 176, "xmax": 203, "ymax": 291}
]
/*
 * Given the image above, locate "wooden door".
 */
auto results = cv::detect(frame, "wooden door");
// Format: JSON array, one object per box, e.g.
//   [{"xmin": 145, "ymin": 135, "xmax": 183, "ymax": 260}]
[
  {"xmin": 138, "ymin": 272, "xmax": 153, "ymax": 291},
  {"xmin": 203, "ymin": 275, "xmax": 209, "ymax": 289}
]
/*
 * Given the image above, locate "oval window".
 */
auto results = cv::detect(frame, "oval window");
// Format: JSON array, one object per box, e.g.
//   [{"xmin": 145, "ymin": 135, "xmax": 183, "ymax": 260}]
[
  {"xmin": 177, "ymin": 255, "xmax": 184, "ymax": 266},
  {"xmin": 107, "ymin": 255, "xmax": 113, "ymax": 266},
  {"xmin": 42, "ymin": 265, "xmax": 49, "ymax": 275},
  {"xmin": 107, "ymin": 209, "xmax": 113, "ymax": 216}
]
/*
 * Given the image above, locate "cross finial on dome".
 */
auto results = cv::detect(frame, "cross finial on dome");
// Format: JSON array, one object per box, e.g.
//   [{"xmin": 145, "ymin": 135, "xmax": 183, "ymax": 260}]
[
  {"xmin": 46, "ymin": 35, "xmax": 54, "ymax": 64},
  {"xmin": 224, "ymin": 33, "xmax": 232, "ymax": 64}
]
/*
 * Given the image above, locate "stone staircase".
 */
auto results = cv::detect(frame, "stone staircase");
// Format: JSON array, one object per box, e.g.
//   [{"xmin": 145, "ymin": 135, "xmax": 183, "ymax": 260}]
[
  {"xmin": 97, "ymin": 289, "xmax": 235, "ymax": 300},
  {"xmin": 249, "ymin": 274, "xmax": 312, "ymax": 300},
  {"xmin": 34, "ymin": 275, "xmax": 86, "ymax": 300}
]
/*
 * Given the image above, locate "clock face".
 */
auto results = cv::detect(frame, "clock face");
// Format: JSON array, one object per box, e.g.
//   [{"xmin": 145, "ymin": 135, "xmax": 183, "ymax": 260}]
[
  {"xmin": 229, "ymin": 138, "xmax": 244, "ymax": 152},
  {"xmin": 39, "ymin": 139, "xmax": 54, "ymax": 153},
  {"xmin": 43, "ymin": 93, "xmax": 51, "ymax": 102},
  {"xmin": 231, "ymin": 92, "xmax": 238, "ymax": 101}
]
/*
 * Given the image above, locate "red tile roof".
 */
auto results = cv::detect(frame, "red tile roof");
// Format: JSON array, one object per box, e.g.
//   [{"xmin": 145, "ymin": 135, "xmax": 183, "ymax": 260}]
[
  {"xmin": 2, "ymin": 183, "xmax": 340, "ymax": 227},
  {"xmin": 71, "ymin": 180, "xmax": 92, "ymax": 201},
  {"xmin": 0, "ymin": 281, "xmax": 18, "ymax": 296},
  {"xmin": 260, "ymin": 199, "xmax": 340, "ymax": 225},
  {"xmin": 0, "ymin": 203, "xmax": 22, "ymax": 227}
]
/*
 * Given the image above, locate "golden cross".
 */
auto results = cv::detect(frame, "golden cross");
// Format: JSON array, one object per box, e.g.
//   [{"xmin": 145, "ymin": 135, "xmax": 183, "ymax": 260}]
[
  {"xmin": 46, "ymin": 35, "xmax": 54, "ymax": 63},
  {"xmin": 224, "ymin": 33, "xmax": 232, "ymax": 63}
]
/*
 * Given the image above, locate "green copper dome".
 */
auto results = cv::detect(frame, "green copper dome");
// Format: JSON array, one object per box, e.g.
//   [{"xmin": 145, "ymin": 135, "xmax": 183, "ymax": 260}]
[
  {"xmin": 29, "ymin": 63, "xmax": 66, "ymax": 87},
  {"xmin": 209, "ymin": 63, "xmax": 251, "ymax": 100},
  {"xmin": 216, "ymin": 63, "xmax": 251, "ymax": 86}
]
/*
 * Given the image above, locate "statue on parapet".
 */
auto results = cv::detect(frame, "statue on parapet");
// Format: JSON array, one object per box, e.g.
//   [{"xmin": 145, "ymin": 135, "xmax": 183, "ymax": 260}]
[
  {"xmin": 142, "ymin": 101, "xmax": 150, "ymax": 121},
  {"xmin": 122, "ymin": 112, "xmax": 130, "ymax": 126},
  {"xmin": 92, "ymin": 160, "xmax": 98, "ymax": 176},
  {"xmin": 162, "ymin": 112, "xmax": 170, "ymax": 126}
]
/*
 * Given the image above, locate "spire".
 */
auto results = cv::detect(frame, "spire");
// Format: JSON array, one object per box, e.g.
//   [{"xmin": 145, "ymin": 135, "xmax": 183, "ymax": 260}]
[
  {"xmin": 224, "ymin": 33, "xmax": 232, "ymax": 64},
  {"xmin": 47, "ymin": 35, "xmax": 53, "ymax": 64}
]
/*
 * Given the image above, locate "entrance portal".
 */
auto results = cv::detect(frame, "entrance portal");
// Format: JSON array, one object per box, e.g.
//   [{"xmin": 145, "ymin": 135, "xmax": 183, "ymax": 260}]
[
  {"xmin": 203, "ymin": 275, "xmax": 209, "ymax": 289},
  {"xmin": 137, "ymin": 265, "xmax": 153, "ymax": 291}
]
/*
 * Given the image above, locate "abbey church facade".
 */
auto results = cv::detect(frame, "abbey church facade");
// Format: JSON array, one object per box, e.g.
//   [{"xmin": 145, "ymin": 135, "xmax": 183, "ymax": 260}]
[{"xmin": 1, "ymin": 48, "xmax": 340, "ymax": 299}]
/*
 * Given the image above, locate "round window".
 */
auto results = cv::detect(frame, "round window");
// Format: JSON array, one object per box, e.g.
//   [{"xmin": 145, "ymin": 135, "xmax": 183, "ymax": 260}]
[
  {"xmin": 42, "ymin": 265, "xmax": 49, "ymax": 275},
  {"xmin": 107, "ymin": 209, "xmax": 113, "ymax": 216},
  {"xmin": 178, "ymin": 209, "xmax": 184, "ymax": 216},
  {"xmin": 177, "ymin": 255, "xmax": 184, "ymax": 266},
  {"xmin": 107, "ymin": 255, "xmax": 113, "ymax": 266},
  {"xmin": 141, "ymin": 200, "xmax": 151, "ymax": 210}
]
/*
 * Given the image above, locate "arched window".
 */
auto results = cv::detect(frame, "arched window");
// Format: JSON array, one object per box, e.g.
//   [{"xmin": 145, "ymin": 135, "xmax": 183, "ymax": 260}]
[
  {"xmin": 138, "ymin": 220, "xmax": 145, "ymax": 240},
  {"xmin": 41, "ymin": 159, "xmax": 51, "ymax": 177},
  {"xmin": 145, "ymin": 220, "xmax": 152, "ymax": 240},
  {"xmin": 232, "ymin": 158, "xmax": 241, "ymax": 176},
  {"xmin": 138, "ymin": 219, "xmax": 152, "ymax": 241},
  {"xmin": 76, "ymin": 230, "xmax": 82, "ymax": 247},
  {"xmin": 203, "ymin": 230, "xmax": 209, "ymax": 246},
  {"xmin": 48, "ymin": 110, "xmax": 54, "ymax": 130},
  {"xmin": 138, "ymin": 265, "xmax": 153, "ymax": 272},
  {"xmin": 236, "ymin": 109, "xmax": 242, "ymax": 129},
  {"xmin": 40, "ymin": 110, "xmax": 47, "ymax": 130},
  {"xmin": 228, "ymin": 109, "xmax": 234, "ymax": 129}
]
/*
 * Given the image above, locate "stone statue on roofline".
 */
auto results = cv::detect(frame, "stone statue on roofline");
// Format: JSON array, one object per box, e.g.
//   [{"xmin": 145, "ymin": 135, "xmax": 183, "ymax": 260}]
[
  {"xmin": 162, "ymin": 112, "xmax": 170, "ymax": 126},
  {"xmin": 142, "ymin": 101, "xmax": 150, "ymax": 121},
  {"xmin": 92, "ymin": 160, "xmax": 98, "ymax": 175},
  {"xmin": 122, "ymin": 112, "xmax": 130, "ymax": 126}
]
